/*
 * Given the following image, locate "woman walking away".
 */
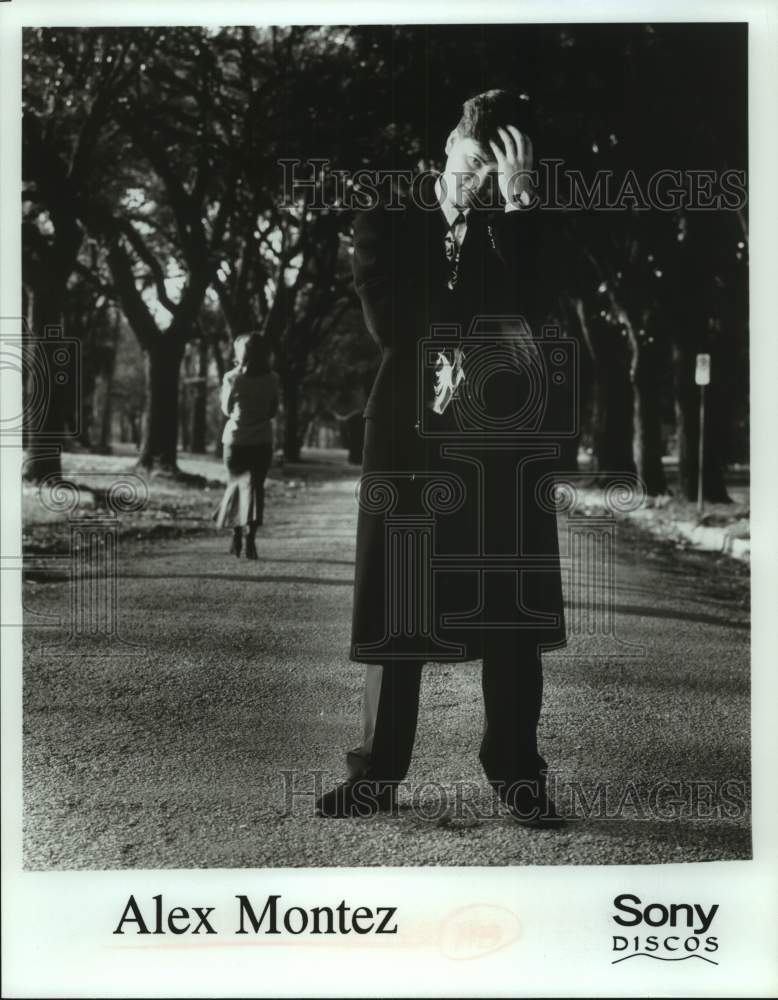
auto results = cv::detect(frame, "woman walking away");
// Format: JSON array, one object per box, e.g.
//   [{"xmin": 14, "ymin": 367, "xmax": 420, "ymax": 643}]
[{"xmin": 214, "ymin": 333, "xmax": 280, "ymax": 559}]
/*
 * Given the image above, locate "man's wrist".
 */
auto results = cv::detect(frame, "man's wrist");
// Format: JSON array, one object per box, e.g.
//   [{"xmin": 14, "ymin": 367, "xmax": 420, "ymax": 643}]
[{"xmin": 504, "ymin": 187, "xmax": 535, "ymax": 212}]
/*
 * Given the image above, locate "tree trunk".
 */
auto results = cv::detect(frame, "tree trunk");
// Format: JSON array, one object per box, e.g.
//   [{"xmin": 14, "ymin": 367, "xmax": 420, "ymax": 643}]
[
  {"xmin": 557, "ymin": 430, "xmax": 579, "ymax": 475},
  {"xmin": 96, "ymin": 313, "xmax": 120, "ymax": 454},
  {"xmin": 212, "ymin": 334, "xmax": 226, "ymax": 460},
  {"xmin": 23, "ymin": 284, "xmax": 68, "ymax": 483},
  {"xmin": 590, "ymin": 324, "xmax": 636, "ymax": 482},
  {"xmin": 138, "ymin": 338, "xmax": 185, "ymax": 472},
  {"xmin": 191, "ymin": 339, "xmax": 208, "ymax": 453},
  {"xmin": 631, "ymin": 339, "xmax": 668, "ymax": 496},
  {"xmin": 283, "ymin": 373, "xmax": 301, "ymax": 463},
  {"xmin": 97, "ymin": 372, "xmax": 114, "ymax": 454},
  {"xmin": 77, "ymin": 365, "xmax": 95, "ymax": 450},
  {"xmin": 179, "ymin": 379, "xmax": 191, "ymax": 453},
  {"xmin": 671, "ymin": 340, "xmax": 731, "ymax": 503}
]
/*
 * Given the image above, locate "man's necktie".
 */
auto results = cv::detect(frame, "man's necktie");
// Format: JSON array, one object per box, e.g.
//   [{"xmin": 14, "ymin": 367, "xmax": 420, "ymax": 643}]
[
  {"xmin": 432, "ymin": 211, "xmax": 468, "ymax": 413},
  {"xmin": 444, "ymin": 212, "xmax": 466, "ymax": 290}
]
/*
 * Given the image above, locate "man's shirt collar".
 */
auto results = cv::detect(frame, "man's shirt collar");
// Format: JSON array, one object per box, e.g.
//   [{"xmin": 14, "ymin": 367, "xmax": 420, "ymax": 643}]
[{"xmin": 435, "ymin": 175, "xmax": 470, "ymax": 228}]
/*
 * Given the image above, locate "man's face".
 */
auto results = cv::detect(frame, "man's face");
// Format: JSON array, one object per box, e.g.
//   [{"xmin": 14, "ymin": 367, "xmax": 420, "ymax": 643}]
[{"xmin": 440, "ymin": 130, "xmax": 499, "ymax": 210}]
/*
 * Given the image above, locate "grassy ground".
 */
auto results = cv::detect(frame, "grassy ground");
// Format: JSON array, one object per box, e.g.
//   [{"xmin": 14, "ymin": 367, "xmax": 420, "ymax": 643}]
[
  {"xmin": 21, "ymin": 445, "xmax": 362, "ymax": 555},
  {"xmin": 21, "ymin": 446, "xmax": 750, "ymax": 561}
]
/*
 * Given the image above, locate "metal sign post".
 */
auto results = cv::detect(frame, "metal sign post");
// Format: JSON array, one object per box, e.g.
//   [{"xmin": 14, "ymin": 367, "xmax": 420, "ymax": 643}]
[{"xmin": 695, "ymin": 353, "xmax": 711, "ymax": 516}]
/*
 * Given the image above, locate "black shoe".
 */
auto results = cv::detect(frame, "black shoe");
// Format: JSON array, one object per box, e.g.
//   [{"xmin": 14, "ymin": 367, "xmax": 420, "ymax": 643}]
[
  {"xmin": 501, "ymin": 779, "xmax": 566, "ymax": 830},
  {"xmin": 229, "ymin": 530, "xmax": 242, "ymax": 557},
  {"xmin": 316, "ymin": 780, "xmax": 396, "ymax": 818},
  {"xmin": 244, "ymin": 536, "xmax": 258, "ymax": 560}
]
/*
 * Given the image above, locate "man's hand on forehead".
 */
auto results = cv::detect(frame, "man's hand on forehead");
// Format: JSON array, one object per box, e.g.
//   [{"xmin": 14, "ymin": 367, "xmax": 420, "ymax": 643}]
[{"xmin": 489, "ymin": 124, "xmax": 536, "ymax": 207}]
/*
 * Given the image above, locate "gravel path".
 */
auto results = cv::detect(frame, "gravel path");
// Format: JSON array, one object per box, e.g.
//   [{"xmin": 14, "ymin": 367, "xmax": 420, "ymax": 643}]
[{"xmin": 22, "ymin": 473, "xmax": 751, "ymax": 868}]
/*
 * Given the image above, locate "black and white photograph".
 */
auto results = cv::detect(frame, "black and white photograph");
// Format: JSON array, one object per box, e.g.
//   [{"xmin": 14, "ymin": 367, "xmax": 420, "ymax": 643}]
[{"xmin": 1, "ymin": 2, "xmax": 776, "ymax": 997}]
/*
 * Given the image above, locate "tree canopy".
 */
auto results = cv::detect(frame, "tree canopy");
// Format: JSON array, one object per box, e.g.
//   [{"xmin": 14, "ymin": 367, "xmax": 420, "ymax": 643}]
[{"xmin": 22, "ymin": 23, "xmax": 748, "ymax": 494}]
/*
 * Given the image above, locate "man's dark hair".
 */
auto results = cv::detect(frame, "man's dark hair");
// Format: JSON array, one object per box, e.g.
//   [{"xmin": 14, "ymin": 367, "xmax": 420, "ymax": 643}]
[{"xmin": 455, "ymin": 89, "xmax": 530, "ymax": 150}]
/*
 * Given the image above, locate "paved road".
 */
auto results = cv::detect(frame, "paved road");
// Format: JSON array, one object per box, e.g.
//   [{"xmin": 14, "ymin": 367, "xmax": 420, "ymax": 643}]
[{"xmin": 22, "ymin": 474, "xmax": 751, "ymax": 868}]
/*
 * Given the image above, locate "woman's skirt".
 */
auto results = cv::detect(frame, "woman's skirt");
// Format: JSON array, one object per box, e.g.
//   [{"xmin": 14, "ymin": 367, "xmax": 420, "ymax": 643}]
[{"xmin": 213, "ymin": 442, "xmax": 274, "ymax": 529}]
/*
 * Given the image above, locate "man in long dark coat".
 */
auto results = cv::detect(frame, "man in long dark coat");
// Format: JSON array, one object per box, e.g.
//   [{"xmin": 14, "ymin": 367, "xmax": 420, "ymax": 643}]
[{"xmin": 317, "ymin": 90, "xmax": 572, "ymax": 827}]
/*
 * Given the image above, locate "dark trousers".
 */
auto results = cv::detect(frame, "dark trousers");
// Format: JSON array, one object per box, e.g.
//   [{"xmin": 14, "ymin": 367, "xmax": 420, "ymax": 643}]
[{"xmin": 346, "ymin": 634, "xmax": 547, "ymax": 793}]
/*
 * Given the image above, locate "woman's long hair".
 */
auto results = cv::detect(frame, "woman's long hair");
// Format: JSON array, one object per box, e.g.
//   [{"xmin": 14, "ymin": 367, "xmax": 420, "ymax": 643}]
[{"xmin": 233, "ymin": 332, "xmax": 272, "ymax": 376}]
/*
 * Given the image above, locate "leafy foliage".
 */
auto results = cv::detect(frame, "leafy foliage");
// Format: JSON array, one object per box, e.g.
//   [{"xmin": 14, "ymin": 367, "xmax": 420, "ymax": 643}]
[{"xmin": 21, "ymin": 23, "xmax": 748, "ymax": 481}]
